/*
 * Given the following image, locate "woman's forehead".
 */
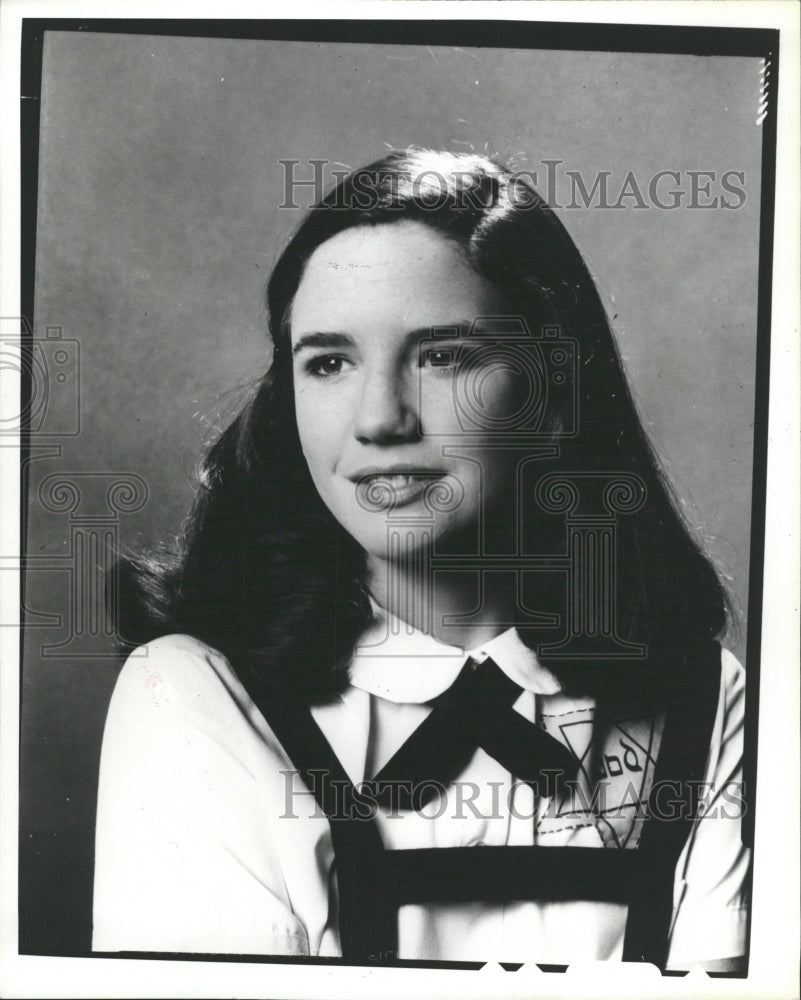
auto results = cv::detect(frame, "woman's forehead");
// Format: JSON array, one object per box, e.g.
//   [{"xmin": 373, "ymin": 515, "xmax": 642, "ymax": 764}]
[{"xmin": 290, "ymin": 222, "xmax": 507, "ymax": 337}]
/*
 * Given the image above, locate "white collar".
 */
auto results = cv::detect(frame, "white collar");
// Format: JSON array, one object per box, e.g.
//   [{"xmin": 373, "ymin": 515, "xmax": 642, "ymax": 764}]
[{"xmin": 349, "ymin": 601, "xmax": 562, "ymax": 704}]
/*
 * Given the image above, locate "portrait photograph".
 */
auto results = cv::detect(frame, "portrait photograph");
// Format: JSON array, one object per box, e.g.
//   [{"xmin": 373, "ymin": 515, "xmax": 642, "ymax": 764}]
[{"xmin": 0, "ymin": 4, "xmax": 798, "ymax": 999}]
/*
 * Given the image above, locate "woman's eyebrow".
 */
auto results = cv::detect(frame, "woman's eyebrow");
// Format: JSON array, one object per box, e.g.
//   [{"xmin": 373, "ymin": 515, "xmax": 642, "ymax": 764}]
[
  {"xmin": 292, "ymin": 322, "xmax": 476, "ymax": 356},
  {"xmin": 292, "ymin": 332, "xmax": 355, "ymax": 355},
  {"xmin": 406, "ymin": 321, "xmax": 474, "ymax": 342}
]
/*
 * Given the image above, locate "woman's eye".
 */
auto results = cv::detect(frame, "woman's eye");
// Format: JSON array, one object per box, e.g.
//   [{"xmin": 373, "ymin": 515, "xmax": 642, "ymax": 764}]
[
  {"xmin": 422, "ymin": 347, "xmax": 457, "ymax": 370},
  {"xmin": 304, "ymin": 355, "xmax": 351, "ymax": 378},
  {"xmin": 421, "ymin": 344, "xmax": 486, "ymax": 373}
]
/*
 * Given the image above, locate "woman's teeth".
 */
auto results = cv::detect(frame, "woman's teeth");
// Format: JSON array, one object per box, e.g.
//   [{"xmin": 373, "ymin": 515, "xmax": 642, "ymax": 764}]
[
  {"xmin": 380, "ymin": 475, "xmax": 420, "ymax": 487},
  {"xmin": 369, "ymin": 474, "xmax": 441, "ymax": 489}
]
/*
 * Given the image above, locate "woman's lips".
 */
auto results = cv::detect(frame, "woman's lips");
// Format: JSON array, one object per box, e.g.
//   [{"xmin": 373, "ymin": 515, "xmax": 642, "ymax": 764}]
[{"xmin": 354, "ymin": 472, "xmax": 444, "ymax": 510}]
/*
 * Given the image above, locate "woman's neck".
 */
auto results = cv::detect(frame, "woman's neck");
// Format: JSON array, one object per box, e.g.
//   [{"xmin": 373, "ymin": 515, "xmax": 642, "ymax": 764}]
[{"xmin": 366, "ymin": 554, "xmax": 516, "ymax": 649}]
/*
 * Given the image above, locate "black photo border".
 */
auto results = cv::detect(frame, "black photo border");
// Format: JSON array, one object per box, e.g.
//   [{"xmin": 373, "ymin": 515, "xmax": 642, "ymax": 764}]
[{"xmin": 12, "ymin": 12, "xmax": 783, "ymax": 991}]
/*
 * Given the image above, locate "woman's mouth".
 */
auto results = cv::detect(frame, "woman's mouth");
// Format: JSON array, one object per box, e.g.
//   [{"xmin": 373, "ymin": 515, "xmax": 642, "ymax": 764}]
[{"xmin": 353, "ymin": 472, "xmax": 445, "ymax": 511}]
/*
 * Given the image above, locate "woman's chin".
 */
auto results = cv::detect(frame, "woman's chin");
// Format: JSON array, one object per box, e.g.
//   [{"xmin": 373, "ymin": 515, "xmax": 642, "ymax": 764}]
[{"xmin": 353, "ymin": 516, "xmax": 481, "ymax": 566}]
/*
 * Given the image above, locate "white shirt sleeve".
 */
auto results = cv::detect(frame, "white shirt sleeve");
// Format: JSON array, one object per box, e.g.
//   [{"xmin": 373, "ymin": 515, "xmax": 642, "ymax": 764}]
[
  {"xmin": 92, "ymin": 634, "xmax": 337, "ymax": 956},
  {"xmin": 665, "ymin": 648, "xmax": 751, "ymax": 968}
]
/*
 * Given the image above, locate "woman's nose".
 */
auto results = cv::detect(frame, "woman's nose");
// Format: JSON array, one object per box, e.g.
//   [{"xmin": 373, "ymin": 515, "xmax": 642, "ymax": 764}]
[{"xmin": 353, "ymin": 369, "xmax": 420, "ymax": 444}]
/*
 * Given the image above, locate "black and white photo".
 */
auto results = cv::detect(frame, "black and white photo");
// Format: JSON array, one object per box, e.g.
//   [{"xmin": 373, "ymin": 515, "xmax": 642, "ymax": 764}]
[{"xmin": 1, "ymin": 5, "xmax": 798, "ymax": 999}]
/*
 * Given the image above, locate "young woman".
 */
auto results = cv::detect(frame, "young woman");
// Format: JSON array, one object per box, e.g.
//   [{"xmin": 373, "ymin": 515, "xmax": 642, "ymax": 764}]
[{"xmin": 92, "ymin": 150, "xmax": 750, "ymax": 970}]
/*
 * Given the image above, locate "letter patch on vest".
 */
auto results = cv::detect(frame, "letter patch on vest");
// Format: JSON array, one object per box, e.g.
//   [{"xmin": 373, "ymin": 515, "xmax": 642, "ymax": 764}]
[{"xmin": 536, "ymin": 698, "xmax": 666, "ymax": 849}]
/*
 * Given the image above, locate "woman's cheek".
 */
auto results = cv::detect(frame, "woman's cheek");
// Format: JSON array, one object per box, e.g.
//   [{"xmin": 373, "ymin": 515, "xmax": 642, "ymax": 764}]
[
  {"xmin": 420, "ymin": 374, "xmax": 463, "ymax": 436},
  {"xmin": 423, "ymin": 367, "xmax": 524, "ymax": 438},
  {"xmin": 295, "ymin": 391, "xmax": 328, "ymax": 471}
]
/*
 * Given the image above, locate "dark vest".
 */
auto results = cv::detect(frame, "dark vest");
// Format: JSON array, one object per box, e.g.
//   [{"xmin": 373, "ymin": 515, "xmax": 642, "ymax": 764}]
[{"xmin": 258, "ymin": 641, "xmax": 722, "ymax": 968}]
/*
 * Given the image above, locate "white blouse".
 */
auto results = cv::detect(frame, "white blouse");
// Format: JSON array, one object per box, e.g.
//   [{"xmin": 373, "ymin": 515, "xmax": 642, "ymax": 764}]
[{"xmin": 93, "ymin": 606, "xmax": 750, "ymax": 966}]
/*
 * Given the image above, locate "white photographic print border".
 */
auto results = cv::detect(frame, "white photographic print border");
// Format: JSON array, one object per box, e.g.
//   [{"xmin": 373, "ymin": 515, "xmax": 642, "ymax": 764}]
[{"xmin": 1, "ymin": 2, "xmax": 798, "ymax": 999}]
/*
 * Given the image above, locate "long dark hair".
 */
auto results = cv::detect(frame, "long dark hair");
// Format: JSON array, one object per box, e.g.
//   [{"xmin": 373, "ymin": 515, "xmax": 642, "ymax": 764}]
[{"xmin": 118, "ymin": 150, "xmax": 729, "ymax": 708}]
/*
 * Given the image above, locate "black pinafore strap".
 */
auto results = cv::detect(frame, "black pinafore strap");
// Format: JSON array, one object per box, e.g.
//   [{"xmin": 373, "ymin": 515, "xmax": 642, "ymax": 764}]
[
  {"xmin": 621, "ymin": 641, "xmax": 723, "ymax": 966},
  {"xmin": 258, "ymin": 642, "xmax": 722, "ymax": 967}
]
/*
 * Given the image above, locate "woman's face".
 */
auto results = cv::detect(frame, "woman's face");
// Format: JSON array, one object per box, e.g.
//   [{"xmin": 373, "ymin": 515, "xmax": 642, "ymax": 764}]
[{"xmin": 290, "ymin": 221, "xmax": 526, "ymax": 563}]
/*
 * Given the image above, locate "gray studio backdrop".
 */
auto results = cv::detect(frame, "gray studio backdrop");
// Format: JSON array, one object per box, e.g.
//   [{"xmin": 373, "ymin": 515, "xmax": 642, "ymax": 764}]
[{"xmin": 21, "ymin": 30, "xmax": 763, "ymax": 953}]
